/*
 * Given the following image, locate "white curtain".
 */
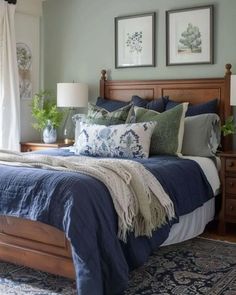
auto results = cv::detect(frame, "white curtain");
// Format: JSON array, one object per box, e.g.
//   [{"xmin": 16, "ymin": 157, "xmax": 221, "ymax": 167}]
[{"xmin": 0, "ymin": 0, "xmax": 20, "ymax": 151}]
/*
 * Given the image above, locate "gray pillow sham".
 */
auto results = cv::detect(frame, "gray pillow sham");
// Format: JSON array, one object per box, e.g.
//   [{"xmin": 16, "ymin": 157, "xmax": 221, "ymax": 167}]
[{"xmin": 181, "ymin": 113, "xmax": 221, "ymax": 157}]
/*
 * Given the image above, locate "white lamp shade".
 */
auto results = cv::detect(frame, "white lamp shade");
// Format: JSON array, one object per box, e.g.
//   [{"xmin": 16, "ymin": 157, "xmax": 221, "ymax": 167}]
[
  {"xmin": 230, "ymin": 75, "xmax": 236, "ymax": 106},
  {"xmin": 57, "ymin": 83, "xmax": 88, "ymax": 108}
]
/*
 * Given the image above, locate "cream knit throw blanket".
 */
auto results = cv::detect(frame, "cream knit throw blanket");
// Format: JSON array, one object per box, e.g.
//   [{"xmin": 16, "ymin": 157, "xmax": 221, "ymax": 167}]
[{"xmin": 0, "ymin": 150, "xmax": 175, "ymax": 241}]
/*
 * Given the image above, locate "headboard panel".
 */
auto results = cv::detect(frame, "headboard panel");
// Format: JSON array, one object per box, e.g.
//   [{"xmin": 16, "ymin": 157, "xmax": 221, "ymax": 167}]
[{"xmin": 100, "ymin": 64, "xmax": 232, "ymax": 150}]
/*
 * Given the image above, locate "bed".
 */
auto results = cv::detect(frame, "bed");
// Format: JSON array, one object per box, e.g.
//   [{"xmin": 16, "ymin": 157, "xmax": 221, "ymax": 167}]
[{"xmin": 0, "ymin": 64, "xmax": 233, "ymax": 295}]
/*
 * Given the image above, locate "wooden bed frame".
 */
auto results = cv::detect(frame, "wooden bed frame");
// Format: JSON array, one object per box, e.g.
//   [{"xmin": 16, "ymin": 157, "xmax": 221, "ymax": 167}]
[{"xmin": 0, "ymin": 64, "xmax": 233, "ymax": 279}]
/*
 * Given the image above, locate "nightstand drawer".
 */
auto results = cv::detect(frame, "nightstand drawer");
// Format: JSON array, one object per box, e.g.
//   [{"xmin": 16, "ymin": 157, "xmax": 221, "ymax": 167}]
[
  {"xmin": 226, "ymin": 199, "xmax": 236, "ymax": 217},
  {"xmin": 226, "ymin": 158, "xmax": 236, "ymax": 172},
  {"xmin": 219, "ymin": 152, "xmax": 236, "ymax": 234},
  {"xmin": 226, "ymin": 178, "xmax": 236, "ymax": 194}
]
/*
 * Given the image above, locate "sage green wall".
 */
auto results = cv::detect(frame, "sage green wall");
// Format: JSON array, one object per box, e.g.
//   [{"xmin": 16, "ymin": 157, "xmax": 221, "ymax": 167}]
[{"xmin": 43, "ymin": 0, "xmax": 236, "ymax": 101}]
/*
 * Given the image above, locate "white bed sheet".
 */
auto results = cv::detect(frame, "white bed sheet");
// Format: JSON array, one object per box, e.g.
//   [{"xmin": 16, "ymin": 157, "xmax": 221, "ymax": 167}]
[{"xmin": 161, "ymin": 156, "xmax": 220, "ymax": 246}]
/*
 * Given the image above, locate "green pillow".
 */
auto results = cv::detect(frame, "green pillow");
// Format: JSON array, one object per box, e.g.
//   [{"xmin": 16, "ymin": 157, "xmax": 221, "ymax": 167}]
[
  {"xmin": 86, "ymin": 103, "xmax": 133, "ymax": 125},
  {"xmin": 134, "ymin": 103, "xmax": 188, "ymax": 155}
]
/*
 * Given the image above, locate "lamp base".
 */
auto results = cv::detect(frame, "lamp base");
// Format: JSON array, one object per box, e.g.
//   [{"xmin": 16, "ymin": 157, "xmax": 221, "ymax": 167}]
[
  {"xmin": 62, "ymin": 108, "xmax": 76, "ymax": 145},
  {"xmin": 64, "ymin": 138, "xmax": 74, "ymax": 145}
]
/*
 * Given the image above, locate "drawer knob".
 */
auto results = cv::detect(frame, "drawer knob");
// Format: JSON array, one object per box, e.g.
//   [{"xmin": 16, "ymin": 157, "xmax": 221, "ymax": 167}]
[
  {"xmin": 229, "ymin": 161, "xmax": 234, "ymax": 167},
  {"xmin": 229, "ymin": 182, "xmax": 234, "ymax": 187},
  {"xmin": 230, "ymin": 205, "xmax": 234, "ymax": 211},
  {"xmin": 27, "ymin": 148, "xmax": 32, "ymax": 152}
]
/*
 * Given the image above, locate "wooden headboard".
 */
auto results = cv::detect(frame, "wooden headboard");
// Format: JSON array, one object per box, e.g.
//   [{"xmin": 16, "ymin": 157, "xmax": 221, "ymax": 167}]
[{"xmin": 100, "ymin": 64, "xmax": 233, "ymax": 151}]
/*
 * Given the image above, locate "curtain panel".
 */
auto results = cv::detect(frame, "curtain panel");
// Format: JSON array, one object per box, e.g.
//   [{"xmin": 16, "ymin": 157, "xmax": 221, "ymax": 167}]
[{"xmin": 0, "ymin": 0, "xmax": 20, "ymax": 151}]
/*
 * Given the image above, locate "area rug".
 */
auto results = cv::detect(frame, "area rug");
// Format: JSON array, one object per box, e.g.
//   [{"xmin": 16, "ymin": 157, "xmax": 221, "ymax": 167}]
[{"xmin": 0, "ymin": 238, "xmax": 235, "ymax": 295}]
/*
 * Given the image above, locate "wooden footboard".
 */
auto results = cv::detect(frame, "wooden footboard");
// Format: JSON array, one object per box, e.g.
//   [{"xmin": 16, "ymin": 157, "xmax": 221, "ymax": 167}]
[{"xmin": 0, "ymin": 216, "xmax": 75, "ymax": 279}]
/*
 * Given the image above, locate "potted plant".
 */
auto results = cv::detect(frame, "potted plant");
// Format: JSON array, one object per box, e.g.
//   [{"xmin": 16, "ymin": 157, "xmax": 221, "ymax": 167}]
[
  {"xmin": 221, "ymin": 116, "xmax": 236, "ymax": 136},
  {"xmin": 31, "ymin": 90, "xmax": 63, "ymax": 143}
]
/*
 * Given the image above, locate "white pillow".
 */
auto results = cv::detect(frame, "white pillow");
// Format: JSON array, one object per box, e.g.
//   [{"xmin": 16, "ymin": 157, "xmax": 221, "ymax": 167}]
[{"xmin": 75, "ymin": 121, "xmax": 157, "ymax": 158}]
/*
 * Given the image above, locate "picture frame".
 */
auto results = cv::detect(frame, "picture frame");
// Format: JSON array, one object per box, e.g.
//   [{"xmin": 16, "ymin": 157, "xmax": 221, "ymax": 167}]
[
  {"xmin": 115, "ymin": 12, "xmax": 155, "ymax": 68},
  {"xmin": 166, "ymin": 5, "xmax": 214, "ymax": 66}
]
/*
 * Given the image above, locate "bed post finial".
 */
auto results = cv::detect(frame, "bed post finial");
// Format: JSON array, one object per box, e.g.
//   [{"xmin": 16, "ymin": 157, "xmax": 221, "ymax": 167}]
[
  {"xmin": 100, "ymin": 70, "xmax": 107, "ymax": 98},
  {"xmin": 225, "ymin": 63, "xmax": 232, "ymax": 75},
  {"xmin": 223, "ymin": 63, "xmax": 233, "ymax": 151},
  {"xmin": 101, "ymin": 69, "xmax": 107, "ymax": 81}
]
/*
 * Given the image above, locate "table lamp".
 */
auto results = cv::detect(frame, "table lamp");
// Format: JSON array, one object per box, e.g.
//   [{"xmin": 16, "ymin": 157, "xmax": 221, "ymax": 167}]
[
  {"xmin": 231, "ymin": 75, "xmax": 236, "ymax": 106},
  {"xmin": 57, "ymin": 82, "xmax": 88, "ymax": 144}
]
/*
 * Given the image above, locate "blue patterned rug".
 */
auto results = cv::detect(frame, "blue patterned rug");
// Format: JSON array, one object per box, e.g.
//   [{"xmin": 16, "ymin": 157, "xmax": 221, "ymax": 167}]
[{"xmin": 0, "ymin": 238, "xmax": 235, "ymax": 295}]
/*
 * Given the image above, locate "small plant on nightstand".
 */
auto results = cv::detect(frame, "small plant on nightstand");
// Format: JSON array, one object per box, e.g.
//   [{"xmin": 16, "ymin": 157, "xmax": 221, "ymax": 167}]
[
  {"xmin": 31, "ymin": 90, "xmax": 63, "ymax": 143},
  {"xmin": 221, "ymin": 116, "xmax": 236, "ymax": 136}
]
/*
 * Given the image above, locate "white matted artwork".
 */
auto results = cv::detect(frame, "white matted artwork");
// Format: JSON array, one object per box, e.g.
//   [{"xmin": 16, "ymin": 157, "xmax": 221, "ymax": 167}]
[
  {"xmin": 15, "ymin": 12, "xmax": 40, "ymax": 100},
  {"xmin": 17, "ymin": 42, "xmax": 32, "ymax": 99},
  {"xmin": 115, "ymin": 13, "xmax": 155, "ymax": 68},
  {"xmin": 166, "ymin": 5, "xmax": 213, "ymax": 65}
]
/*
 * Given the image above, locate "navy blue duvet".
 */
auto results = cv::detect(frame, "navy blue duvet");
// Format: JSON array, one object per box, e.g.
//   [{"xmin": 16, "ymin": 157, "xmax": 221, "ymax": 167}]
[{"xmin": 0, "ymin": 149, "xmax": 214, "ymax": 295}]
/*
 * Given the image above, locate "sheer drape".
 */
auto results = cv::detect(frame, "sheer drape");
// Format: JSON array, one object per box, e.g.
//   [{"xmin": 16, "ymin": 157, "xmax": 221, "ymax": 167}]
[{"xmin": 0, "ymin": 0, "xmax": 20, "ymax": 151}]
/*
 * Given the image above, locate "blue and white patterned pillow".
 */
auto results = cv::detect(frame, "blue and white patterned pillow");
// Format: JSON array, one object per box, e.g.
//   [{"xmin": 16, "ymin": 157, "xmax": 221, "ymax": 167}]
[{"xmin": 75, "ymin": 121, "xmax": 157, "ymax": 158}]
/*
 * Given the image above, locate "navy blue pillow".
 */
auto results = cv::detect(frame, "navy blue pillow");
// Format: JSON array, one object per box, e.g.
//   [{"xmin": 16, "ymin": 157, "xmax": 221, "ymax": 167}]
[
  {"xmin": 164, "ymin": 97, "xmax": 218, "ymax": 116},
  {"xmin": 132, "ymin": 95, "xmax": 167, "ymax": 112},
  {"xmin": 163, "ymin": 97, "xmax": 179, "ymax": 110},
  {"xmin": 96, "ymin": 97, "xmax": 129, "ymax": 112}
]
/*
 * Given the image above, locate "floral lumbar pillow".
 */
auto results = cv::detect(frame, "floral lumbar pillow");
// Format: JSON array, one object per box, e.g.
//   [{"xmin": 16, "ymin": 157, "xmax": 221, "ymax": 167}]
[{"xmin": 75, "ymin": 121, "xmax": 157, "ymax": 158}]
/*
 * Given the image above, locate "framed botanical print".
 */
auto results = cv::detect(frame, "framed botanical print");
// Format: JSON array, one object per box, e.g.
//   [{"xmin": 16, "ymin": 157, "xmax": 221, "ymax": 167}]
[
  {"xmin": 115, "ymin": 12, "xmax": 155, "ymax": 68},
  {"xmin": 166, "ymin": 5, "xmax": 214, "ymax": 65}
]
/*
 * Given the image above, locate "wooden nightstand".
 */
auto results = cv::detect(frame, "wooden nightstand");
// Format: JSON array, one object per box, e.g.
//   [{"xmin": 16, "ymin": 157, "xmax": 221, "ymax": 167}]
[
  {"xmin": 20, "ymin": 141, "xmax": 71, "ymax": 152},
  {"xmin": 219, "ymin": 151, "xmax": 236, "ymax": 234}
]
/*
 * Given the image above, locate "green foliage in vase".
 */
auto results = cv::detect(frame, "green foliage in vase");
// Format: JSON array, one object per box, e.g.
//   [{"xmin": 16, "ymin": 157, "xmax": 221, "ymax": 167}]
[
  {"xmin": 31, "ymin": 90, "xmax": 63, "ymax": 131},
  {"xmin": 221, "ymin": 116, "xmax": 236, "ymax": 136}
]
